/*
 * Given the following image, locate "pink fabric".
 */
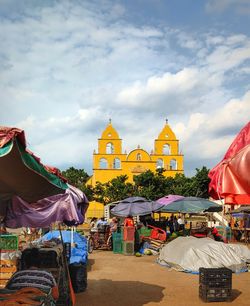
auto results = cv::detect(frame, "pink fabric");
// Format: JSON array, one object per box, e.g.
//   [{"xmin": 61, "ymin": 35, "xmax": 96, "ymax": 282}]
[
  {"xmin": 157, "ymin": 194, "xmax": 184, "ymax": 205},
  {"xmin": 0, "ymin": 126, "xmax": 26, "ymax": 148},
  {"xmin": 208, "ymin": 122, "xmax": 250, "ymax": 204}
]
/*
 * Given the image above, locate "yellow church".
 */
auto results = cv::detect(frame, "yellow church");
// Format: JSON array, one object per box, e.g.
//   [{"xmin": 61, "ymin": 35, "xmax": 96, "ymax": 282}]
[{"xmin": 87, "ymin": 119, "xmax": 184, "ymax": 187}]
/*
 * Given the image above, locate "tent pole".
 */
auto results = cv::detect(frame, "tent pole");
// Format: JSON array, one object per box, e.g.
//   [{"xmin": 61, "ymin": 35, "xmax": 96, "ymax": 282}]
[{"xmin": 59, "ymin": 224, "xmax": 74, "ymax": 306}]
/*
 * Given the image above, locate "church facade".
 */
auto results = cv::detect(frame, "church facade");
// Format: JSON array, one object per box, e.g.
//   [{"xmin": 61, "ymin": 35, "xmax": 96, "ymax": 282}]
[{"xmin": 87, "ymin": 120, "xmax": 184, "ymax": 186}]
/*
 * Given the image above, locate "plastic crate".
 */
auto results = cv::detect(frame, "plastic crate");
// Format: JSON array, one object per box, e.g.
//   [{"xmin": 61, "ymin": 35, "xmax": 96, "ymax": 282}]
[
  {"xmin": 123, "ymin": 241, "xmax": 134, "ymax": 256},
  {"xmin": 123, "ymin": 227, "xmax": 135, "ymax": 241},
  {"xmin": 138, "ymin": 227, "xmax": 152, "ymax": 237},
  {"xmin": 0, "ymin": 234, "xmax": 18, "ymax": 250},
  {"xmin": 113, "ymin": 239, "xmax": 123, "ymax": 254},
  {"xmin": 199, "ymin": 284, "xmax": 232, "ymax": 302},
  {"xmin": 112, "ymin": 232, "xmax": 122, "ymax": 241},
  {"xmin": 199, "ymin": 268, "xmax": 232, "ymax": 288},
  {"xmin": 69, "ymin": 263, "xmax": 87, "ymax": 293},
  {"xmin": 21, "ymin": 248, "xmax": 59, "ymax": 269}
]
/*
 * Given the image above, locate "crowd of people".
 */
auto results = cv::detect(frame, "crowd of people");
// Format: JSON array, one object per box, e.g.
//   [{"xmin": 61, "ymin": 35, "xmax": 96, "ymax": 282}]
[
  {"xmin": 89, "ymin": 213, "xmax": 186, "ymax": 235},
  {"xmin": 139, "ymin": 214, "xmax": 186, "ymax": 234},
  {"xmin": 90, "ymin": 215, "xmax": 135, "ymax": 233}
]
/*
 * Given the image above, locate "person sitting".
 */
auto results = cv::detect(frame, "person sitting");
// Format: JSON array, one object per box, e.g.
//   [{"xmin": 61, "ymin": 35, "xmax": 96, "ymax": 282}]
[
  {"xmin": 124, "ymin": 215, "xmax": 134, "ymax": 227},
  {"xmin": 6, "ymin": 248, "xmax": 59, "ymax": 301},
  {"xmin": 211, "ymin": 227, "xmax": 225, "ymax": 242},
  {"xmin": 90, "ymin": 217, "xmax": 98, "ymax": 228},
  {"xmin": 96, "ymin": 217, "xmax": 108, "ymax": 228}
]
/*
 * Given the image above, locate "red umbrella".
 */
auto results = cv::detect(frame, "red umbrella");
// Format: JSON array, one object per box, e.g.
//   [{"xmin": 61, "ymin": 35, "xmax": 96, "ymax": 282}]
[{"xmin": 208, "ymin": 122, "xmax": 250, "ymax": 205}]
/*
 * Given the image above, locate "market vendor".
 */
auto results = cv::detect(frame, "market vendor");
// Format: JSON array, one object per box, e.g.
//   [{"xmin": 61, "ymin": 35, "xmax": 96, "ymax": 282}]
[
  {"xmin": 124, "ymin": 215, "xmax": 135, "ymax": 227},
  {"xmin": 109, "ymin": 217, "xmax": 118, "ymax": 232},
  {"xmin": 6, "ymin": 248, "xmax": 59, "ymax": 301},
  {"xmin": 211, "ymin": 227, "xmax": 225, "ymax": 242}
]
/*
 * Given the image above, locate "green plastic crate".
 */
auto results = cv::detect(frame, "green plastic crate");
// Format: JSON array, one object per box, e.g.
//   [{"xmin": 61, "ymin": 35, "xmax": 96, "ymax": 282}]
[
  {"xmin": 112, "ymin": 232, "xmax": 122, "ymax": 241},
  {"xmin": 122, "ymin": 241, "xmax": 134, "ymax": 256},
  {"xmin": 113, "ymin": 239, "xmax": 123, "ymax": 254},
  {"xmin": 215, "ymin": 226, "xmax": 232, "ymax": 240},
  {"xmin": 0, "ymin": 234, "xmax": 18, "ymax": 250},
  {"xmin": 138, "ymin": 227, "xmax": 152, "ymax": 237}
]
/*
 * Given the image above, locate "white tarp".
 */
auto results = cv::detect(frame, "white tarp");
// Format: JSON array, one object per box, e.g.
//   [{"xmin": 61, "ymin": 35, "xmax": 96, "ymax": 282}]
[{"xmin": 158, "ymin": 236, "xmax": 250, "ymax": 273}]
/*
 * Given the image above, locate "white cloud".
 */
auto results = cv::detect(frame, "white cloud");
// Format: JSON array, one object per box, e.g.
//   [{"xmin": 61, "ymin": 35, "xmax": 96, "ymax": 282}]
[
  {"xmin": 205, "ymin": 0, "xmax": 250, "ymax": 14},
  {"xmin": 205, "ymin": 42, "xmax": 250, "ymax": 73},
  {"xmin": 0, "ymin": 0, "xmax": 250, "ymax": 177},
  {"xmin": 174, "ymin": 91, "xmax": 250, "ymax": 162}
]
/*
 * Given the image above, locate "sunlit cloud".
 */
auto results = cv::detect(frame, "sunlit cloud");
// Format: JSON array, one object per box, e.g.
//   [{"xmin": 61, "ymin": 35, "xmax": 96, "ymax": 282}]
[{"xmin": 0, "ymin": 0, "xmax": 249, "ymax": 177}]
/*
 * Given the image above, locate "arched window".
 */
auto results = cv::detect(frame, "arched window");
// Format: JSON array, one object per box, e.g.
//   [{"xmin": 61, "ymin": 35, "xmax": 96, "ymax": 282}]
[
  {"xmin": 170, "ymin": 159, "xmax": 177, "ymax": 170},
  {"xmin": 106, "ymin": 143, "xmax": 114, "ymax": 154},
  {"xmin": 163, "ymin": 144, "xmax": 170, "ymax": 155},
  {"xmin": 113, "ymin": 158, "xmax": 121, "ymax": 169},
  {"xmin": 156, "ymin": 158, "xmax": 164, "ymax": 169},
  {"xmin": 99, "ymin": 158, "xmax": 108, "ymax": 169},
  {"xmin": 136, "ymin": 153, "xmax": 142, "ymax": 161}
]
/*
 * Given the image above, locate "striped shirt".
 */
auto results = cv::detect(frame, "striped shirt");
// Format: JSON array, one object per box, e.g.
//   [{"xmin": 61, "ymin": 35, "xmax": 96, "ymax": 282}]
[{"xmin": 6, "ymin": 269, "xmax": 57, "ymax": 292}]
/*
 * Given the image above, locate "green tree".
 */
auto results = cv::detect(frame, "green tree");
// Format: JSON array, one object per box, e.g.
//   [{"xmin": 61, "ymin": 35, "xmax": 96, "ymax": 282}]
[
  {"xmin": 133, "ymin": 170, "xmax": 174, "ymax": 200},
  {"xmin": 93, "ymin": 175, "xmax": 134, "ymax": 204},
  {"xmin": 62, "ymin": 167, "xmax": 89, "ymax": 185},
  {"xmin": 61, "ymin": 167, "xmax": 94, "ymax": 200},
  {"xmin": 192, "ymin": 167, "xmax": 211, "ymax": 198},
  {"xmin": 64, "ymin": 166, "xmax": 211, "ymax": 205}
]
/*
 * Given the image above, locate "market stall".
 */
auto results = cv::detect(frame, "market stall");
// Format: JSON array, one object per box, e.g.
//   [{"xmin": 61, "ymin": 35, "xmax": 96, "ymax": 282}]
[
  {"xmin": 230, "ymin": 206, "xmax": 250, "ymax": 244},
  {"xmin": 0, "ymin": 126, "xmax": 89, "ymax": 306}
]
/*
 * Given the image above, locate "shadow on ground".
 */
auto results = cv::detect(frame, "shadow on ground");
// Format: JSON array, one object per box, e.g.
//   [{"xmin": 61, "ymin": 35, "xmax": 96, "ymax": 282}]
[
  {"xmin": 76, "ymin": 279, "xmax": 165, "ymax": 306},
  {"xmin": 231, "ymin": 289, "xmax": 242, "ymax": 301},
  {"xmin": 87, "ymin": 259, "xmax": 95, "ymax": 272}
]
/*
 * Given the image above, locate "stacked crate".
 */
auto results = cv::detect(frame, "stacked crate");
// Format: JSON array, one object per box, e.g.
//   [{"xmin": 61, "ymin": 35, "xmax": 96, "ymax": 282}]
[
  {"xmin": 0, "ymin": 234, "xmax": 18, "ymax": 288},
  {"xmin": 199, "ymin": 267, "xmax": 232, "ymax": 302},
  {"xmin": 112, "ymin": 232, "xmax": 123, "ymax": 254},
  {"xmin": 122, "ymin": 227, "xmax": 135, "ymax": 255},
  {"xmin": 0, "ymin": 259, "xmax": 17, "ymax": 288},
  {"xmin": 138, "ymin": 227, "xmax": 152, "ymax": 238}
]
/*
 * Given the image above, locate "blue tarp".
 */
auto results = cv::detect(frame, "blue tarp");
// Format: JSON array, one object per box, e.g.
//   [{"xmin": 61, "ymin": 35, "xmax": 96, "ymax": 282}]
[{"xmin": 41, "ymin": 230, "xmax": 88, "ymax": 264}]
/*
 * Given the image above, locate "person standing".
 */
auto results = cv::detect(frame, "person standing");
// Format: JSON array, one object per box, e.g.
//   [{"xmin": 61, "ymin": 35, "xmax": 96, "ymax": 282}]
[
  {"xmin": 124, "ymin": 215, "xmax": 135, "ymax": 227},
  {"xmin": 177, "ymin": 215, "xmax": 185, "ymax": 231},
  {"xmin": 169, "ymin": 214, "xmax": 174, "ymax": 234}
]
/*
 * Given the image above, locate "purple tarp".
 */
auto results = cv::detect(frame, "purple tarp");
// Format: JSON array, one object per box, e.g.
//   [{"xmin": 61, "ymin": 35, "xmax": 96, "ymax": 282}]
[
  {"xmin": 110, "ymin": 196, "xmax": 165, "ymax": 217},
  {"xmin": 4, "ymin": 185, "xmax": 89, "ymax": 228},
  {"xmin": 156, "ymin": 194, "xmax": 184, "ymax": 206}
]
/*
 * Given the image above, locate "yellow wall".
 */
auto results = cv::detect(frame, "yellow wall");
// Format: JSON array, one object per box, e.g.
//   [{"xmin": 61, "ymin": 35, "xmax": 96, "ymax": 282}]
[
  {"xmin": 87, "ymin": 120, "xmax": 184, "ymax": 187},
  {"xmin": 86, "ymin": 201, "xmax": 104, "ymax": 219}
]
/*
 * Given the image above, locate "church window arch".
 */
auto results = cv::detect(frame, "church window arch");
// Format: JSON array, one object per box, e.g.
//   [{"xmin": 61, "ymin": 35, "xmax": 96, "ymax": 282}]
[
  {"xmin": 163, "ymin": 144, "xmax": 170, "ymax": 155},
  {"xmin": 136, "ymin": 153, "xmax": 142, "ymax": 161},
  {"xmin": 99, "ymin": 158, "xmax": 108, "ymax": 169},
  {"xmin": 106, "ymin": 142, "xmax": 114, "ymax": 154},
  {"xmin": 156, "ymin": 158, "xmax": 164, "ymax": 169},
  {"xmin": 170, "ymin": 159, "xmax": 177, "ymax": 170},
  {"xmin": 113, "ymin": 158, "xmax": 121, "ymax": 169}
]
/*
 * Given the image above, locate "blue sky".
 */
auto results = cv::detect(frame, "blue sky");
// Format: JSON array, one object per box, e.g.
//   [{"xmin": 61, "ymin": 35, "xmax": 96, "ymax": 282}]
[{"xmin": 0, "ymin": 0, "xmax": 249, "ymax": 177}]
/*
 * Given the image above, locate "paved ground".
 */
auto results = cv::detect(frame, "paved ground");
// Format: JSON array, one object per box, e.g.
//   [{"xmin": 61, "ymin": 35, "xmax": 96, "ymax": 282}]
[{"xmin": 75, "ymin": 250, "xmax": 250, "ymax": 306}]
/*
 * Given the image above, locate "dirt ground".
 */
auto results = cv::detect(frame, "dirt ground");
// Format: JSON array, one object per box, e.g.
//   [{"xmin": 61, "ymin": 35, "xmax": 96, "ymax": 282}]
[{"xmin": 75, "ymin": 251, "xmax": 250, "ymax": 306}]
